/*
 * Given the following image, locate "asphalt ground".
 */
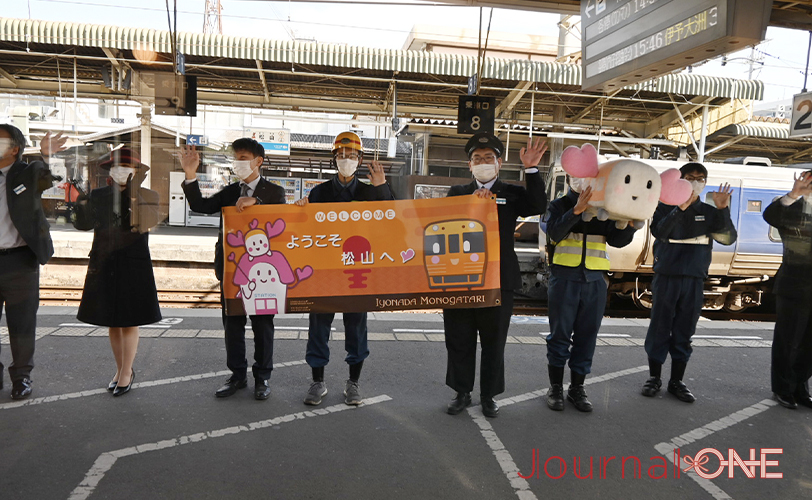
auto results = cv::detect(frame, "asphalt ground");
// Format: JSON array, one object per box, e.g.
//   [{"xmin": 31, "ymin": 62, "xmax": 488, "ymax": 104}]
[{"xmin": 1, "ymin": 308, "xmax": 810, "ymax": 500}]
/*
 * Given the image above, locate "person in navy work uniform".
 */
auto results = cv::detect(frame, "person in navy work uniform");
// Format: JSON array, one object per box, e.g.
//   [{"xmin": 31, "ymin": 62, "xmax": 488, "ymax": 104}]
[
  {"xmin": 294, "ymin": 131, "xmax": 394, "ymax": 407},
  {"xmin": 544, "ymin": 176, "xmax": 638, "ymax": 412},
  {"xmin": 762, "ymin": 169, "xmax": 812, "ymax": 410},
  {"xmin": 0, "ymin": 125, "xmax": 66, "ymax": 400},
  {"xmin": 443, "ymin": 133, "xmax": 547, "ymax": 418},
  {"xmin": 180, "ymin": 138, "xmax": 286, "ymax": 401},
  {"xmin": 641, "ymin": 162, "xmax": 735, "ymax": 403}
]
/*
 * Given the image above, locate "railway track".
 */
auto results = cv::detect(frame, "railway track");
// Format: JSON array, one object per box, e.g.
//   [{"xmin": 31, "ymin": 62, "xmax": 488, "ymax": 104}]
[
  {"xmin": 40, "ymin": 286, "xmax": 221, "ymax": 308},
  {"xmin": 40, "ymin": 287, "xmax": 777, "ymax": 321}
]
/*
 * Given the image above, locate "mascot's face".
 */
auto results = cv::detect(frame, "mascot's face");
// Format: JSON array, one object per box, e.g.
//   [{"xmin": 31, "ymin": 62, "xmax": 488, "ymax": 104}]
[
  {"xmin": 245, "ymin": 233, "xmax": 270, "ymax": 257},
  {"xmin": 250, "ymin": 262, "xmax": 281, "ymax": 285},
  {"xmin": 603, "ymin": 159, "xmax": 662, "ymax": 219}
]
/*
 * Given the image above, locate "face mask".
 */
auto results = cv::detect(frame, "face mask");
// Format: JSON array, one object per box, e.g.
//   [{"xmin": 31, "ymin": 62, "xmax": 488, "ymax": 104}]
[
  {"xmin": 109, "ymin": 166, "xmax": 134, "ymax": 185},
  {"xmin": 689, "ymin": 180, "xmax": 705, "ymax": 197},
  {"xmin": 232, "ymin": 160, "xmax": 255, "ymax": 180},
  {"xmin": 569, "ymin": 177, "xmax": 588, "ymax": 193},
  {"xmin": 472, "ymin": 163, "xmax": 498, "ymax": 183},
  {"xmin": 336, "ymin": 159, "xmax": 358, "ymax": 177},
  {"xmin": 0, "ymin": 138, "xmax": 11, "ymax": 160}
]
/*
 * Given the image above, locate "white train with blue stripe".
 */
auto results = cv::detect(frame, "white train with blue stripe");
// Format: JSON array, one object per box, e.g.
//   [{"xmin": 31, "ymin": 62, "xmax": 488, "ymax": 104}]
[{"xmin": 538, "ymin": 158, "xmax": 807, "ymax": 312}]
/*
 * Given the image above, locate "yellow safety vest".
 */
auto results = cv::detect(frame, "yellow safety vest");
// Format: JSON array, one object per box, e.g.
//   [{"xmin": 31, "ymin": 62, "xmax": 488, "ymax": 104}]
[{"xmin": 552, "ymin": 233, "xmax": 610, "ymax": 270}]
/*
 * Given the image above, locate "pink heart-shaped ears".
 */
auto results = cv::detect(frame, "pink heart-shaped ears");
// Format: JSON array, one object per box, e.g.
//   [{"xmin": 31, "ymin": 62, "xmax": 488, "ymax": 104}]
[
  {"xmin": 561, "ymin": 143, "xmax": 599, "ymax": 178},
  {"xmin": 659, "ymin": 168, "xmax": 693, "ymax": 205}
]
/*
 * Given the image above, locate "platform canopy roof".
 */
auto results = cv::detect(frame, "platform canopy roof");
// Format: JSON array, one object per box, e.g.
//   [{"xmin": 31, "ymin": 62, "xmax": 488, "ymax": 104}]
[
  {"xmin": 703, "ymin": 118, "xmax": 812, "ymax": 165},
  {"xmin": 0, "ymin": 16, "xmax": 771, "ymax": 157}
]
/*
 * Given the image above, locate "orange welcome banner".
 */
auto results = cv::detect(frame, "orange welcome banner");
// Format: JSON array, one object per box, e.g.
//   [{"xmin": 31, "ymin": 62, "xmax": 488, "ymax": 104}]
[{"xmin": 221, "ymin": 196, "xmax": 501, "ymax": 315}]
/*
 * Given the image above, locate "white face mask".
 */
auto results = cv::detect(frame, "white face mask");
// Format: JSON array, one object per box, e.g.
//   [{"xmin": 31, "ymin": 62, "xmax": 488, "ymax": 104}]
[
  {"xmin": 336, "ymin": 159, "xmax": 358, "ymax": 177},
  {"xmin": 689, "ymin": 180, "xmax": 705, "ymax": 198},
  {"xmin": 472, "ymin": 163, "xmax": 498, "ymax": 183},
  {"xmin": 0, "ymin": 138, "xmax": 12, "ymax": 160},
  {"xmin": 232, "ymin": 160, "xmax": 255, "ymax": 180},
  {"xmin": 569, "ymin": 177, "xmax": 588, "ymax": 193},
  {"xmin": 109, "ymin": 166, "xmax": 134, "ymax": 185}
]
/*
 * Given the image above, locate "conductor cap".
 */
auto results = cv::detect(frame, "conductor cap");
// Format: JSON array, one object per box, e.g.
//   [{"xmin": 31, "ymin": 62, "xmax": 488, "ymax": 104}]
[{"xmin": 465, "ymin": 133, "xmax": 504, "ymax": 159}]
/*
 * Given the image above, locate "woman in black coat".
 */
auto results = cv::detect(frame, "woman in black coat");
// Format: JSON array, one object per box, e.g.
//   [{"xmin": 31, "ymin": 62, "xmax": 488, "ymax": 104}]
[{"xmin": 73, "ymin": 148, "xmax": 162, "ymax": 396}]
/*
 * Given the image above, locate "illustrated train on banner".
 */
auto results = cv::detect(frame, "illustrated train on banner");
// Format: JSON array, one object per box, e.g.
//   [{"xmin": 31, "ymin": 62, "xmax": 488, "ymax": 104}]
[{"xmin": 221, "ymin": 196, "xmax": 502, "ymax": 315}]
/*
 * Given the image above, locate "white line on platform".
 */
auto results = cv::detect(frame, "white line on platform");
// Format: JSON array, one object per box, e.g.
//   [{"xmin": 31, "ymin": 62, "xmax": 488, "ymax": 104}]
[
  {"xmin": 597, "ymin": 333, "xmax": 631, "ymax": 338},
  {"xmin": 693, "ymin": 335, "xmax": 762, "ymax": 340},
  {"xmin": 470, "ymin": 365, "xmax": 647, "ymax": 500},
  {"xmin": 58, "ymin": 323, "xmax": 167, "ymax": 330},
  {"xmin": 275, "ymin": 326, "xmax": 335, "ymax": 331},
  {"xmin": 0, "ymin": 360, "xmax": 307, "ymax": 411},
  {"xmin": 393, "ymin": 328, "xmax": 445, "ymax": 333},
  {"xmin": 514, "ymin": 248, "xmax": 540, "ymax": 254},
  {"xmin": 67, "ymin": 394, "xmax": 393, "ymax": 500},
  {"xmin": 653, "ymin": 398, "xmax": 777, "ymax": 500}
]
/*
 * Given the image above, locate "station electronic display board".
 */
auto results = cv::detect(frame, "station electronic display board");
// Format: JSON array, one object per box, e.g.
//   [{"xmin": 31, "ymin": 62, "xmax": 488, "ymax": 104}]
[{"xmin": 581, "ymin": 0, "xmax": 772, "ymax": 92}]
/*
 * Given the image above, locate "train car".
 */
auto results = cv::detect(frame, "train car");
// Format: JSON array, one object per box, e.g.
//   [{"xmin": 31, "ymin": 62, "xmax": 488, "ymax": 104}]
[
  {"xmin": 538, "ymin": 158, "xmax": 807, "ymax": 312},
  {"xmin": 424, "ymin": 220, "xmax": 487, "ymax": 289}
]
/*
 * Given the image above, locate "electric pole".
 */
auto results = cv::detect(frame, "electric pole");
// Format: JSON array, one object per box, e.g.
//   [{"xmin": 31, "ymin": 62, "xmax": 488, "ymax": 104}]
[{"xmin": 203, "ymin": 0, "xmax": 223, "ymax": 35}]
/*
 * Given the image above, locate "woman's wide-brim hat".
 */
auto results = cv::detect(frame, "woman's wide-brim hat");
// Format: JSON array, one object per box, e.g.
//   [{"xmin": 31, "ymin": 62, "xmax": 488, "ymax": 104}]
[{"xmin": 98, "ymin": 148, "xmax": 149, "ymax": 171}]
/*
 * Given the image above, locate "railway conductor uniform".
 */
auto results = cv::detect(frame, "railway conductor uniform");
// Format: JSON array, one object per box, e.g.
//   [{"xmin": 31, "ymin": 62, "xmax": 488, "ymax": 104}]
[
  {"xmin": 762, "ymin": 170, "xmax": 812, "ymax": 410},
  {"xmin": 544, "ymin": 180, "xmax": 637, "ymax": 412},
  {"xmin": 642, "ymin": 163, "xmax": 736, "ymax": 403},
  {"xmin": 0, "ymin": 125, "xmax": 64, "ymax": 400},
  {"xmin": 444, "ymin": 133, "xmax": 547, "ymax": 418}
]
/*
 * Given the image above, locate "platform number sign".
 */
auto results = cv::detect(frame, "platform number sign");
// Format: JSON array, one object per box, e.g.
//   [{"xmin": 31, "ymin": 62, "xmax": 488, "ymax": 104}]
[
  {"xmin": 791, "ymin": 91, "xmax": 812, "ymax": 138},
  {"xmin": 457, "ymin": 96, "xmax": 495, "ymax": 134}
]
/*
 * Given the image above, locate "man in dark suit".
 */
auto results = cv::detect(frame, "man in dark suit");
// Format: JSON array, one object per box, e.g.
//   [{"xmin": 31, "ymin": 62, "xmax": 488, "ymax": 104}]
[
  {"xmin": 0, "ymin": 124, "xmax": 66, "ymax": 399},
  {"xmin": 294, "ymin": 131, "xmax": 394, "ymax": 407},
  {"xmin": 763, "ymin": 170, "xmax": 812, "ymax": 410},
  {"xmin": 180, "ymin": 138, "xmax": 286, "ymax": 400},
  {"xmin": 443, "ymin": 133, "xmax": 547, "ymax": 418}
]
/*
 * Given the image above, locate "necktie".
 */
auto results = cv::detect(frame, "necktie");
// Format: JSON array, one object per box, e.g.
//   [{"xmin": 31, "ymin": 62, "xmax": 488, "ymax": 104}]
[{"xmin": 240, "ymin": 183, "xmax": 250, "ymax": 198}]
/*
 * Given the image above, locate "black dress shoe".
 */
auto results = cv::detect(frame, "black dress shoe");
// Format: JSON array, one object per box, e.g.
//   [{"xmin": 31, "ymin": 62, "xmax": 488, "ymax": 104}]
[
  {"xmin": 547, "ymin": 384, "xmax": 565, "ymax": 411},
  {"xmin": 11, "ymin": 378, "xmax": 33, "ymax": 400},
  {"xmin": 641, "ymin": 377, "xmax": 662, "ymax": 397},
  {"xmin": 482, "ymin": 397, "xmax": 499, "ymax": 418},
  {"xmin": 774, "ymin": 393, "xmax": 798, "ymax": 409},
  {"xmin": 107, "ymin": 380, "xmax": 118, "ymax": 392},
  {"xmin": 113, "ymin": 370, "xmax": 135, "ymax": 397},
  {"xmin": 667, "ymin": 380, "xmax": 696, "ymax": 403},
  {"xmin": 447, "ymin": 392, "xmax": 472, "ymax": 415},
  {"xmin": 567, "ymin": 385, "xmax": 593, "ymax": 412},
  {"xmin": 215, "ymin": 377, "xmax": 247, "ymax": 398},
  {"xmin": 794, "ymin": 393, "xmax": 812, "ymax": 409},
  {"xmin": 254, "ymin": 379, "xmax": 271, "ymax": 400}
]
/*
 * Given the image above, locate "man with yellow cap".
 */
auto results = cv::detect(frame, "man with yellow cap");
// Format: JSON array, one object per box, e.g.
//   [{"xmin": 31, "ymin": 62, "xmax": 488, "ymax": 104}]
[{"xmin": 294, "ymin": 131, "xmax": 394, "ymax": 406}]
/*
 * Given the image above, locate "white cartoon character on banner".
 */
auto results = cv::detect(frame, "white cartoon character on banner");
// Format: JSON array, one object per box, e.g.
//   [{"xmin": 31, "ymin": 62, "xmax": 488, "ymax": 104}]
[{"xmin": 227, "ymin": 218, "xmax": 313, "ymax": 315}]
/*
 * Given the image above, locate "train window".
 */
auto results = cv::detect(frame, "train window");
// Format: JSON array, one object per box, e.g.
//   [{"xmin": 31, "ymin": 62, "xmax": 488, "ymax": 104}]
[
  {"xmin": 704, "ymin": 192, "xmax": 716, "ymax": 207},
  {"xmin": 554, "ymin": 176, "xmax": 566, "ymax": 199},
  {"xmin": 448, "ymin": 234, "xmax": 460, "ymax": 254},
  {"xmin": 747, "ymin": 200, "xmax": 762, "ymax": 212},
  {"xmin": 768, "ymin": 196, "xmax": 782, "ymax": 242},
  {"xmin": 463, "ymin": 232, "xmax": 485, "ymax": 253},
  {"xmin": 425, "ymin": 235, "xmax": 445, "ymax": 255}
]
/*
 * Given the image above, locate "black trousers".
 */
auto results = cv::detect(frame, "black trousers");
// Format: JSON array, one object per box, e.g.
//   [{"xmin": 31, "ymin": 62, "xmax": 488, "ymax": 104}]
[
  {"xmin": 220, "ymin": 282, "xmax": 275, "ymax": 381},
  {"xmin": 443, "ymin": 291, "xmax": 513, "ymax": 399},
  {"xmin": 771, "ymin": 292, "xmax": 812, "ymax": 397},
  {"xmin": 0, "ymin": 248, "xmax": 40, "ymax": 383}
]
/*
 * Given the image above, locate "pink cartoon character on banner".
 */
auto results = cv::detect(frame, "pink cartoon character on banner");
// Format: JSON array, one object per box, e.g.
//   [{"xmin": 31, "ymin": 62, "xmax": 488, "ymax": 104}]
[
  {"xmin": 561, "ymin": 143, "xmax": 692, "ymax": 229},
  {"xmin": 227, "ymin": 218, "xmax": 313, "ymax": 315}
]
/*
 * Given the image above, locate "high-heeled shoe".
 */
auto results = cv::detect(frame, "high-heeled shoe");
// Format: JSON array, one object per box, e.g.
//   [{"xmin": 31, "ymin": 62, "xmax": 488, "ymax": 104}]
[
  {"xmin": 107, "ymin": 380, "xmax": 118, "ymax": 392},
  {"xmin": 113, "ymin": 370, "xmax": 135, "ymax": 397}
]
